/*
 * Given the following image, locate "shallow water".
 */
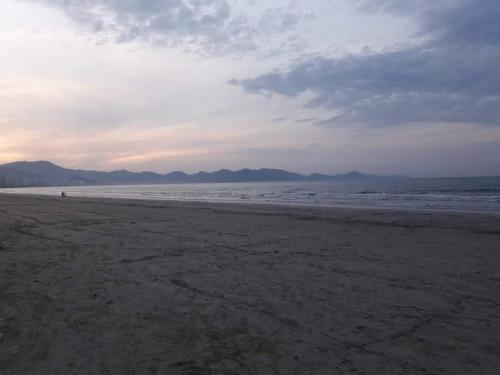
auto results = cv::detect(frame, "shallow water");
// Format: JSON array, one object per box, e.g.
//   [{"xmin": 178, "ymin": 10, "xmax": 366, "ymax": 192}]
[{"xmin": 2, "ymin": 177, "xmax": 500, "ymax": 213}]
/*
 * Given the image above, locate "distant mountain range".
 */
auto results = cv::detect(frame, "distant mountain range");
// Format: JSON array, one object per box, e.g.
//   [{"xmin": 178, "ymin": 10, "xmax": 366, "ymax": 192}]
[{"xmin": 0, "ymin": 161, "xmax": 408, "ymax": 188}]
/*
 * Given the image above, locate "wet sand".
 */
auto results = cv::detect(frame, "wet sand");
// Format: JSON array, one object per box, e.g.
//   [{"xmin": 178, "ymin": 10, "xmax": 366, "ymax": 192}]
[{"xmin": 0, "ymin": 194, "xmax": 499, "ymax": 374}]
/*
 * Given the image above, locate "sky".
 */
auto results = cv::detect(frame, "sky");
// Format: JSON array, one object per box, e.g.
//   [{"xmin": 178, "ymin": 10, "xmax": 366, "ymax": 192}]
[{"xmin": 1, "ymin": 0, "xmax": 499, "ymax": 177}]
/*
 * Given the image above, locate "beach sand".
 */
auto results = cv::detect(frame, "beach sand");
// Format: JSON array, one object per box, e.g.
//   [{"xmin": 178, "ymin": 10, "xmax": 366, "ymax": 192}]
[{"xmin": 0, "ymin": 194, "xmax": 499, "ymax": 374}]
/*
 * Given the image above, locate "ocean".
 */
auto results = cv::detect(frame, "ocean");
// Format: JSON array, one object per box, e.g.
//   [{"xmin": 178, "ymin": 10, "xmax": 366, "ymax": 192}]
[{"xmin": 1, "ymin": 177, "xmax": 500, "ymax": 213}]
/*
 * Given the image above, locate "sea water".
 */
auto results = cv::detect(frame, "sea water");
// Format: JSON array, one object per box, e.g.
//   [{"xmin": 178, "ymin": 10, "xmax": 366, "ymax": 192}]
[{"xmin": 1, "ymin": 177, "xmax": 500, "ymax": 213}]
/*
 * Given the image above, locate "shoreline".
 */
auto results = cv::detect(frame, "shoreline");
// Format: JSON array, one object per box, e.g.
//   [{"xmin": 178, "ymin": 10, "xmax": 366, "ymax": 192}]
[
  {"xmin": 2, "ymin": 191, "xmax": 500, "ymax": 217},
  {"xmin": 1, "ymin": 194, "xmax": 499, "ymax": 374}
]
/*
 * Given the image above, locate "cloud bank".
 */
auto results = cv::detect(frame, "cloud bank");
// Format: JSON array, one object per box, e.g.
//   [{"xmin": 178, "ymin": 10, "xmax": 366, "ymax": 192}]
[
  {"xmin": 231, "ymin": 0, "xmax": 500, "ymax": 126},
  {"xmin": 27, "ymin": 0, "xmax": 311, "ymax": 55}
]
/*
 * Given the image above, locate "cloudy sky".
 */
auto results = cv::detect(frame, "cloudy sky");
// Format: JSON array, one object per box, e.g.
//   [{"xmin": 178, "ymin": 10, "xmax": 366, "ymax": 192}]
[{"xmin": 1, "ymin": 0, "xmax": 499, "ymax": 177}]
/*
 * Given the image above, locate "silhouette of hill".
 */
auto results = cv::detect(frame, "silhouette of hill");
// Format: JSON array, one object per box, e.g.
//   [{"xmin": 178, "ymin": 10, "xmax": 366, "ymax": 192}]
[{"xmin": 0, "ymin": 161, "xmax": 408, "ymax": 187}]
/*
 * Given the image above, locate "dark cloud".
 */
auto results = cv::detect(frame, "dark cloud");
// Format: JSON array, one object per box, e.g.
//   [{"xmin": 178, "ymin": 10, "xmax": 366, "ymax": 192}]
[
  {"xmin": 422, "ymin": 1, "xmax": 500, "ymax": 48},
  {"xmin": 232, "ymin": 0, "xmax": 500, "ymax": 126},
  {"xmin": 28, "ymin": 0, "xmax": 310, "ymax": 54}
]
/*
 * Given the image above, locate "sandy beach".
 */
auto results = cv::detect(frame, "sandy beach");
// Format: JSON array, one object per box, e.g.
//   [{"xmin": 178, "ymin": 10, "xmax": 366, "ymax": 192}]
[{"xmin": 0, "ymin": 194, "xmax": 499, "ymax": 374}]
